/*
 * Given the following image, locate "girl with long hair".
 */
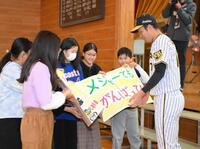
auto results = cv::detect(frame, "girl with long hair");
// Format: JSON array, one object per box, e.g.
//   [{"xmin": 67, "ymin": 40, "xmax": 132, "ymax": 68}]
[
  {"xmin": 18, "ymin": 31, "xmax": 70, "ymax": 149},
  {"xmin": 0, "ymin": 37, "xmax": 32, "ymax": 149},
  {"xmin": 53, "ymin": 37, "xmax": 83, "ymax": 149}
]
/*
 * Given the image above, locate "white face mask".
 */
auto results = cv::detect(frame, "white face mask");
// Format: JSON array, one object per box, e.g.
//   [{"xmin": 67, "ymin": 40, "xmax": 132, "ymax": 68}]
[{"xmin": 66, "ymin": 52, "xmax": 77, "ymax": 61}]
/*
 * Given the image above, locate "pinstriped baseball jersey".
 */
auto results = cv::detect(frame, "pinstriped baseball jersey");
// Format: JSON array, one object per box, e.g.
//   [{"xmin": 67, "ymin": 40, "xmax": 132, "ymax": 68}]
[{"xmin": 149, "ymin": 34, "xmax": 180, "ymax": 95}]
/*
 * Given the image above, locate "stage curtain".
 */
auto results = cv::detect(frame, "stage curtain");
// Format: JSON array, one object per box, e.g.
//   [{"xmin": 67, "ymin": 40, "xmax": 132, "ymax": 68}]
[{"xmin": 136, "ymin": 0, "xmax": 169, "ymax": 19}]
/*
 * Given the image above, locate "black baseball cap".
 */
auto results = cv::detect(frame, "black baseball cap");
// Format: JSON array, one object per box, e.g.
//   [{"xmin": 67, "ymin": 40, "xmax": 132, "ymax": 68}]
[{"xmin": 131, "ymin": 14, "xmax": 158, "ymax": 33}]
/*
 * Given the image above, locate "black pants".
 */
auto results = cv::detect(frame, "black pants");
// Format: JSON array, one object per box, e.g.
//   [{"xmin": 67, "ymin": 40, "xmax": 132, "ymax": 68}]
[
  {"xmin": 173, "ymin": 40, "xmax": 189, "ymax": 89},
  {"xmin": 0, "ymin": 118, "xmax": 22, "ymax": 149},
  {"xmin": 53, "ymin": 120, "xmax": 77, "ymax": 149}
]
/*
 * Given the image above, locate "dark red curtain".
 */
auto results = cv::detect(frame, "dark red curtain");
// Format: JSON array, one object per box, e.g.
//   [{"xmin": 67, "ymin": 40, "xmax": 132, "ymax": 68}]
[{"xmin": 134, "ymin": 0, "xmax": 139, "ymax": 18}]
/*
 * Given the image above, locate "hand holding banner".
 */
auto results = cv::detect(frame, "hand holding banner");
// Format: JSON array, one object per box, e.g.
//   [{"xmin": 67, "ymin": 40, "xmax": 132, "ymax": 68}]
[{"xmin": 57, "ymin": 66, "xmax": 152, "ymax": 126}]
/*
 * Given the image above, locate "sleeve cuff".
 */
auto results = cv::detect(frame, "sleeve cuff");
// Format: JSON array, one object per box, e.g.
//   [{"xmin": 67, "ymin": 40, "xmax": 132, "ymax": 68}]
[
  {"xmin": 142, "ymin": 87, "xmax": 149, "ymax": 93},
  {"xmin": 41, "ymin": 92, "xmax": 65, "ymax": 110}
]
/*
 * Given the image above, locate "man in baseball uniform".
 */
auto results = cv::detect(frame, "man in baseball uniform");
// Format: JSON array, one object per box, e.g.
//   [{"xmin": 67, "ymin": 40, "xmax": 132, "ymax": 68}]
[{"xmin": 130, "ymin": 14, "xmax": 185, "ymax": 149}]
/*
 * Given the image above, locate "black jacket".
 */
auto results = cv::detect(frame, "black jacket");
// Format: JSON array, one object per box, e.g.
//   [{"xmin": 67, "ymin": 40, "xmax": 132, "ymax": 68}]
[{"xmin": 162, "ymin": 0, "xmax": 196, "ymax": 41}]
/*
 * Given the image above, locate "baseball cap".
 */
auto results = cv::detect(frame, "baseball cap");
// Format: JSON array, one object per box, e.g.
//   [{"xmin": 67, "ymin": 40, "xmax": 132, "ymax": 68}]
[{"xmin": 131, "ymin": 14, "xmax": 158, "ymax": 33}]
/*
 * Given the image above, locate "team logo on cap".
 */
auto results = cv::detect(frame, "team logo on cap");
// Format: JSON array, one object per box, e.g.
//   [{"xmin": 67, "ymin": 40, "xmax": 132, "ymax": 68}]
[{"xmin": 142, "ymin": 20, "xmax": 152, "ymax": 24}]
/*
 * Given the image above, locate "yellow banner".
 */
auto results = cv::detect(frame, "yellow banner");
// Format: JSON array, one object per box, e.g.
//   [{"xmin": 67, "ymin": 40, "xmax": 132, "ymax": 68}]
[{"xmin": 57, "ymin": 66, "xmax": 152, "ymax": 126}]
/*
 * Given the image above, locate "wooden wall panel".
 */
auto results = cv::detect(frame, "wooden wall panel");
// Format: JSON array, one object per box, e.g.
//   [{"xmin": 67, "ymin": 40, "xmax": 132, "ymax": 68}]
[
  {"xmin": 41, "ymin": 0, "xmax": 116, "ymax": 71},
  {"xmin": 179, "ymin": 118, "xmax": 198, "ymax": 143},
  {"xmin": 114, "ymin": 0, "xmax": 135, "ymax": 67},
  {"xmin": 0, "ymin": 0, "xmax": 40, "ymax": 57}
]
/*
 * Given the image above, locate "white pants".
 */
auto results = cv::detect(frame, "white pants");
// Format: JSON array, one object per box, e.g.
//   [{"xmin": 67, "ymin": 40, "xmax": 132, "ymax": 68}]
[
  {"xmin": 154, "ymin": 90, "xmax": 184, "ymax": 149},
  {"xmin": 111, "ymin": 108, "xmax": 141, "ymax": 149}
]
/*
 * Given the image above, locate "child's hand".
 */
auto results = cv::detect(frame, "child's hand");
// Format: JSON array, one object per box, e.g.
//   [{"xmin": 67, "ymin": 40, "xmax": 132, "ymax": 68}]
[
  {"xmin": 63, "ymin": 89, "xmax": 73, "ymax": 99},
  {"xmin": 66, "ymin": 95, "xmax": 77, "ymax": 105},
  {"xmin": 98, "ymin": 71, "xmax": 106, "ymax": 75},
  {"xmin": 64, "ymin": 107, "xmax": 82, "ymax": 119},
  {"xmin": 129, "ymin": 62, "xmax": 137, "ymax": 68},
  {"xmin": 122, "ymin": 64, "xmax": 129, "ymax": 68}
]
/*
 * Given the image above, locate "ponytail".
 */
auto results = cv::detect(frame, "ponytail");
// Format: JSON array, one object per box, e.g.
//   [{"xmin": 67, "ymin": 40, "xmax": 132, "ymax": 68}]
[
  {"xmin": 0, "ymin": 52, "xmax": 12, "ymax": 73},
  {"xmin": 0, "ymin": 37, "xmax": 32, "ymax": 73}
]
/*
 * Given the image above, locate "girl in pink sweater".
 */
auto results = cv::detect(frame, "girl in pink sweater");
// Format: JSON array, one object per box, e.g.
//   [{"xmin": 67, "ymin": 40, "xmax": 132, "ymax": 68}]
[{"xmin": 18, "ymin": 31, "xmax": 71, "ymax": 149}]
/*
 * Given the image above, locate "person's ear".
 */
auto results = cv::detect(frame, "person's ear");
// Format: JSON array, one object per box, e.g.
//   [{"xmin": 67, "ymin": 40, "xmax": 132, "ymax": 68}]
[
  {"xmin": 19, "ymin": 51, "xmax": 25, "ymax": 59},
  {"xmin": 147, "ymin": 25, "xmax": 152, "ymax": 30},
  {"xmin": 22, "ymin": 51, "xmax": 29, "ymax": 61},
  {"xmin": 148, "ymin": 25, "xmax": 155, "ymax": 32},
  {"xmin": 16, "ymin": 51, "xmax": 26, "ymax": 64},
  {"xmin": 130, "ymin": 57, "xmax": 134, "ymax": 63}
]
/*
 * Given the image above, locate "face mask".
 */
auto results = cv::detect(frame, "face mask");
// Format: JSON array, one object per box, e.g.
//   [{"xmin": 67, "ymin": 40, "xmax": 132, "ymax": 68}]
[{"xmin": 66, "ymin": 52, "xmax": 77, "ymax": 61}]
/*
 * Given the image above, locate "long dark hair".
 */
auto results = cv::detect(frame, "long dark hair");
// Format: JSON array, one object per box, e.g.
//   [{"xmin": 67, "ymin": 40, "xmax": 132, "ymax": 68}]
[
  {"xmin": 59, "ymin": 37, "xmax": 81, "ymax": 70},
  {"xmin": 18, "ymin": 31, "xmax": 61, "ymax": 89},
  {"xmin": 0, "ymin": 38, "xmax": 32, "ymax": 73},
  {"xmin": 83, "ymin": 42, "xmax": 98, "ymax": 53}
]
